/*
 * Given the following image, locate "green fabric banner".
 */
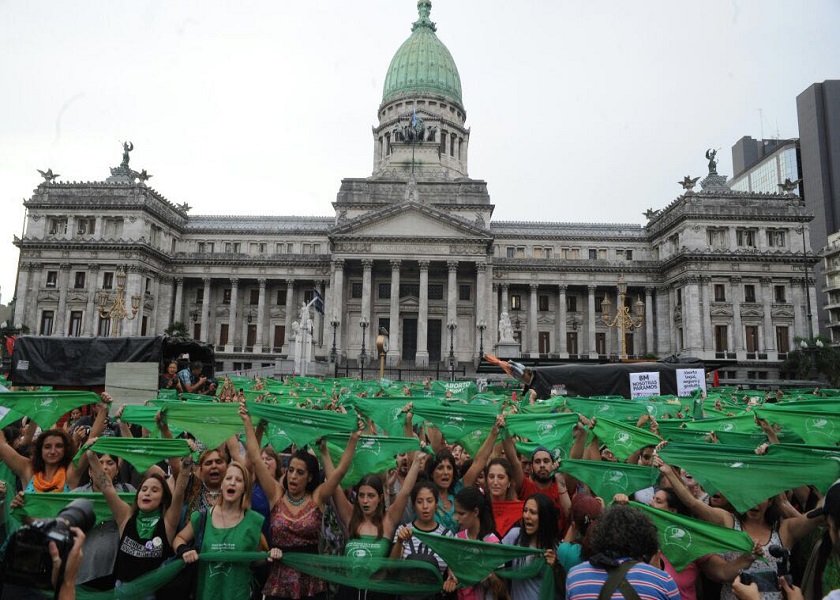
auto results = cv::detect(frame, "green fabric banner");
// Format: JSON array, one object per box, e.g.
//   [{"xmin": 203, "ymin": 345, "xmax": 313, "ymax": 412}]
[
  {"xmin": 658, "ymin": 442, "xmax": 840, "ymax": 513},
  {"xmin": 11, "ymin": 491, "xmax": 136, "ymax": 527},
  {"xmin": 411, "ymin": 403, "xmax": 500, "ymax": 455},
  {"xmin": 323, "ymin": 434, "xmax": 420, "ymax": 486},
  {"xmin": 755, "ymin": 404, "xmax": 840, "ymax": 446},
  {"xmin": 0, "ymin": 391, "xmax": 101, "ymax": 429},
  {"xmin": 565, "ymin": 397, "xmax": 649, "ymax": 422},
  {"xmin": 517, "ymin": 397, "xmax": 566, "ymax": 414},
  {"xmin": 162, "ymin": 402, "xmax": 242, "ymax": 449},
  {"xmin": 681, "ymin": 413, "xmax": 760, "ymax": 435},
  {"xmin": 505, "ymin": 412, "xmax": 579, "ymax": 458},
  {"xmin": 346, "ymin": 396, "xmax": 410, "ymax": 437},
  {"xmin": 179, "ymin": 393, "xmax": 218, "ymax": 403},
  {"xmin": 430, "ymin": 380, "xmax": 478, "ymax": 400},
  {"xmin": 74, "ymin": 438, "xmax": 192, "ymax": 472},
  {"xmin": 413, "ymin": 530, "xmax": 545, "ymax": 586},
  {"xmin": 246, "ymin": 401, "xmax": 358, "ymax": 449},
  {"xmin": 629, "ymin": 501, "xmax": 754, "ymax": 571},
  {"xmin": 591, "ymin": 417, "xmax": 661, "ymax": 462},
  {"xmin": 558, "ymin": 459, "xmax": 660, "ymax": 499},
  {"xmin": 0, "ymin": 406, "xmax": 25, "ymax": 429},
  {"xmin": 119, "ymin": 405, "xmax": 185, "ymax": 438}
]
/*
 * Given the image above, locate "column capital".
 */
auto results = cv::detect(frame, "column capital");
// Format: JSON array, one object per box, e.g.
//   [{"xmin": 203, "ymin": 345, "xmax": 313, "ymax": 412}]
[
  {"xmin": 760, "ymin": 277, "xmax": 772, "ymax": 285},
  {"xmin": 501, "ymin": 283, "xmax": 509, "ymax": 291},
  {"xmin": 588, "ymin": 284, "xmax": 596, "ymax": 292},
  {"xmin": 159, "ymin": 276, "xmax": 173, "ymax": 285},
  {"xmin": 418, "ymin": 260, "xmax": 430, "ymax": 271},
  {"xmin": 558, "ymin": 284, "xmax": 567, "ymax": 293},
  {"xmin": 174, "ymin": 277, "xmax": 183, "ymax": 285},
  {"xmin": 258, "ymin": 278, "xmax": 267, "ymax": 287},
  {"xmin": 390, "ymin": 259, "xmax": 402, "ymax": 270},
  {"xmin": 202, "ymin": 276, "xmax": 212, "ymax": 285},
  {"xmin": 315, "ymin": 280, "xmax": 324, "ymax": 287},
  {"xmin": 127, "ymin": 265, "xmax": 143, "ymax": 274},
  {"xmin": 286, "ymin": 279, "xmax": 295, "ymax": 288},
  {"xmin": 476, "ymin": 262, "xmax": 487, "ymax": 273},
  {"xmin": 361, "ymin": 258, "xmax": 374, "ymax": 270},
  {"xmin": 333, "ymin": 259, "xmax": 345, "ymax": 270},
  {"xmin": 88, "ymin": 263, "xmax": 101, "ymax": 272},
  {"xmin": 59, "ymin": 263, "xmax": 72, "ymax": 271},
  {"xmin": 230, "ymin": 277, "xmax": 239, "ymax": 286},
  {"xmin": 645, "ymin": 286, "xmax": 655, "ymax": 295},
  {"xmin": 447, "ymin": 260, "xmax": 459, "ymax": 272},
  {"xmin": 529, "ymin": 283, "xmax": 539, "ymax": 292},
  {"xmin": 492, "ymin": 283, "xmax": 499, "ymax": 292},
  {"xmin": 730, "ymin": 276, "xmax": 742, "ymax": 285}
]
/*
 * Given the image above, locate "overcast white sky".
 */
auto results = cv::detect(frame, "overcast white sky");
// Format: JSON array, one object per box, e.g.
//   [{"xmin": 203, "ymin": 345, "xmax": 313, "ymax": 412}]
[{"xmin": 2, "ymin": 1, "xmax": 839, "ymax": 306}]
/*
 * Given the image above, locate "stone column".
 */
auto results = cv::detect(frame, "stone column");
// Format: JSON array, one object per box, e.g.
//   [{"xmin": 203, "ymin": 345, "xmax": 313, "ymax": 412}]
[
  {"xmin": 228, "ymin": 278, "xmax": 239, "ymax": 350},
  {"xmin": 27, "ymin": 264, "xmax": 43, "ymax": 331},
  {"xmin": 314, "ymin": 280, "xmax": 324, "ymax": 350},
  {"xmin": 84, "ymin": 264, "xmax": 100, "ymax": 336},
  {"xmin": 807, "ymin": 276, "xmax": 818, "ymax": 339},
  {"xmin": 201, "ymin": 277, "xmax": 211, "ymax": 343},
  {"xmin": 416, "ymin": 260, "xmax": 430, "ymax": 366},
  {"xmin": 475, "ymin": 263, "xmax": 487, "ymax": 356},
  {"xmin": 361, "ymin": 260, "xmax": 373, "ymax": 354},
  {"xmin": 529, "ymin": 283, "xmax": 539, "ymax": 357},
  {"xmin": 491, "ymin": 283, "xmax": 499, "ymax": 346},
  {"xmin": 670, "ymin": 286, "xmax": 679, "ymax": 352},
  {"xmin": 156, "ymin": 276, "xmax": 172, "ymax": 335},
  {"xmin": 683, "ymin": 277, "xmax": 701, "ymax": 353},
  {"xmin": 173, "ymin": 278, "xmax": 184, "ymax": 326},
  {"xmin": 644, "ymin": 287, "xmax": 654, "ymax": 355},
  {"xmin": 284, "ymin": 279, "xmax": 294, "ymax": 348},
  {"xmin": 389, "ymin": 260, "xmax": 401, "ymax": 365},
  {"xmin": 129, "ymin": 268, "xmax": 145, "ymax": 337},
  {"xmin": 13, "ymin": 263, "xmax": 31, "ymax": 329},
  {"xmin": 55, "ymin": 264, "xmax": 71, "ymax": 336},
  {"xmin": 447, "ymin": 261, "xmax": 458, "ymax": 359},
  {"xmin": 587, "ymin": 285, "xmax": 597, "ymax": 358},
  {"xmin": 256, "ymin": 278, "xmax": 267, "ymax": 352},
  {"xmin": 501, "ymin": 284, "xmax": 509, "ymax": 314},
  {"xmin": 558, "ymin": 285, "xmax": 568, "ymax": 357},
  {"xmin": 761, "ymin": 277, "xmax": 776, "ymax": 354},
  {"xmin": 654, "ymin": 286, "xmax": 669, "ymax": 356},
  {"xmin": 792, "ymin": 278, "xmax": 804, "ymax": 338},
  {"xmin": 731, "ymin": 276, "xmax": 743, "ymax": 353},
  {"xmin": 700, "ymin": 277, "xmax": 712, "ymax": 352},
  {"xmin": 333, "ymin": 260, "xmax": 345, "ymax": 357}
]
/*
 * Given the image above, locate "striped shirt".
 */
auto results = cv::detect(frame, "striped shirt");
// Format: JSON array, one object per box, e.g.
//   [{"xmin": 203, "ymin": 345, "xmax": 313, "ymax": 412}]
[{"xmin": 566, "ymin": 559, "xmax": 680, "ymax": 600}]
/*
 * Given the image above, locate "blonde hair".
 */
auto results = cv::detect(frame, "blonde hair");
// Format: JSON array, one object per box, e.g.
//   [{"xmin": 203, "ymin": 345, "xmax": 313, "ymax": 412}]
[{"xmin": 218, "ymin": 460, "xmax": 253, "ymax": 511}]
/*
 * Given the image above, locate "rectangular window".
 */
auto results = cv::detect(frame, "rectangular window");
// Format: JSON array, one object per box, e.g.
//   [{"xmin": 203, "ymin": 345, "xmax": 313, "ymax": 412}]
[
  {"xmin": 246, "ymin": 325, "xmax": 257, "ymax": 347},
  {"xmin": 714, "ymin": 325, "xmax": 728, "ymax": 352},
  {"xmin": 102, "ymin": 272, "xmax": 114, "ymax": 290},
  {"xmin": 744, "ymin": 284, "xmax": 756, "ymax": 303},
  {"xmin": 48, "ymin": 218, "xmax": 68, "ymax": 236},
  {"xmin": 776, "ymin": 326, "xmax": 790, "ymax": 354},
  {"xmin": 533, "ymin": 247, "xmax": 552, "ymax": 259},
  {"xmin": 74, "ymin": 272, "xmax": 86, "ymax": 289},
  {"xmin": 736, "ymin": 228, "xmax": 757, "ymax": 248},
  {"xmin": 40, "ymin": 311, "xmax": 55, "ymax": 335},
  {"xmin": 538, "ymin": 294, "xmax": 550, "ymax": 312},
  {"xmin": 196, "ymin": 289, "xmax": 204, "ymax": 304},
  {"xmin": 625, "ymin": 249, "xmax": 633, "ymax": 261},
  {"xmin": 707, "ymin": 228, "xmax": 727, "ymax": 247},
  {"xmin": 566, "ymin": 296, "xmax": 578, "ymax": 312},
  {"xmin": 567, "ymin": 332, "xmax": 579, "ymax": 355},
  {"xmin": 713, "ymin": 283, "xmax": 726, "ymax": 302},
  {"xmin": 598, "ymin": 249, "xmax": 607, "ymax": 260},
  {"xmin": 102, "ymin": 217, "xmax": 123, "ymax": 239},
  {"xmin": 219, "ymin": 323, "xmax": 229, "ymax": 346},
  {"xmin": 589, "ymin": 249, "xmax": 598, "ymax": 260},
  {"xmin": 224, "ymin": 242, "xmax": 241, "ymax": 253},
  {"xmin": 249, "ymin": 242, "xmax": 260, "ymax": 254},
  {"xmin": 676, "ymin": 289, "xmax": 683, "ymax": 307},
  {"xmin": 145, "ymin": 277, "xmax": 152, "ymax": 294},
  {"xmin": 596, "ymin": 332, "xmax": 607, "ymax": 355},
  {"xmin": 774, "ymin": 285, "xmax": 786, "ymax": 303},
  {"xmin": 274, "ymin": 325, "xmax": 285, "ymax": 350},
  {"xmin": 745, "ymin": 325, "xmax": 760, "ymax": 353},
  {"xmin": 302, "ymin": 243, "xmax": 311, "ymax": 254},
  {"xmin": 276, "ymin": 289, "xmax": 287, "ymax": 305},
  {"xmin": 275, "ymin": 242, "xmax": 285, "ymax": 254},
  {"xmin": 378, "ymin": 283, "xmax": 391, "ymax": 299},
  {"xmin": 351, "ymin": 282, "xmax": 363, "ymax": 299},
  {"xmin": 538, "ymin": 332, "xmax": 551, "ymax": 354},
  {"xmin": 506, "ymin": 246, "xmax": 525, "ymax": 258},
  {"xmin": 68, "ymin": 311, "xmax": 83, "ymax": 337},
  {"xmin": 400, "ymin": 283, "xmax": 420, "ymax": 298},
  {"xmin": 193, "ymin": 323, "xmax": 201, "ymax": 340},
  {"xmin": 459, "ymin": 284, "xmax": 471, "ymax": 301},
  {"xmin": 76, "ymin": 217, "xmax": 95, "ymax": 236},
  {"xmin": 595, "ymin": 294, "xmax": 604, "ymax": 313},
  {"xmin": 222, "ymin": 289, "xmax": 231, "ymax": 304},
  {"xmin": 46, "ymin": 271, "xmax": 58, "ymax": 288},
  {"xmin": 510, "ymin": 294, "xmax": 522, "ymax": 310},
  {"xmin": 141, "ymin": 315, "xmax": 148, "ymax": 336},
  {"xmin": 767, "ymin": 229, "xmax": 786, "ymax": 247},
  {"xmin": 249, "ymin": 289, "xmax": 259, "ymax": 305},
  {"xmin": 312, "ymin": 243, "xmax": 321, "ymax": 254},
  {"xmin": 97, "ymin": 317, "xmax": 110, "ymax": 337},
  {"xmin": 428, "ymin": 284, "xmax": 444, "ymax": 300}
]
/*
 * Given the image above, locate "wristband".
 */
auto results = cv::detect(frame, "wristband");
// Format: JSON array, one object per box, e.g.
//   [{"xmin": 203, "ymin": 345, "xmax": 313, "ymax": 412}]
[{"xmin": 175, "ymin": 543, "xmax": 194, "ymax": 558}]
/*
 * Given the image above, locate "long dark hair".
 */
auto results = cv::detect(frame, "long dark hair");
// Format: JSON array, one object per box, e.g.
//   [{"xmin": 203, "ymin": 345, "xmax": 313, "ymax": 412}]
[
  {"xmin": 348, "ymin": 474, "xmax": 385, "ymax": 540},
  {"xmin": 133, "ymin": 473, "xmax": 173, "ymax": 514},
  {"xmin": 455, "ymin": 486, "xmax": 496, "ymax": 539},
  {"xmin": 518, "ymin": 493, "xmax": 559, "ymax": 550},
  {"xmin": 484, "ymin": 457, "xmax": 516, "ymax": 500},
  {"xmin": 32, "ymin": 429, "xmax": 74, "ymax": 474},
  {"xmin": 410, "ymin": 480, "xmax": 438, "ymax": 511},
  {"xmin": 425, "ymin": 450, "xmax": 458, "ymax": 495}
]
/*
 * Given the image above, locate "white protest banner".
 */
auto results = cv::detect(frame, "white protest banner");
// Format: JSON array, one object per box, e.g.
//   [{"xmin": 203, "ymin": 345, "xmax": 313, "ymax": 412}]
[
  {"xmin": 677, "ymin": 368, "xmax": 706, "ymax": 397},
  {"xmin": 629, "ymin": 372, "xmax": 660, "ymax": 399}
]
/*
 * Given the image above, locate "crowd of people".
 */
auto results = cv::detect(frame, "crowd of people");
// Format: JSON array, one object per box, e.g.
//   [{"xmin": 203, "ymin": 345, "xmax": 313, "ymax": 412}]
[{"xmin": 0, "ymin": 370, "xmax": 838, "ymax": 600}]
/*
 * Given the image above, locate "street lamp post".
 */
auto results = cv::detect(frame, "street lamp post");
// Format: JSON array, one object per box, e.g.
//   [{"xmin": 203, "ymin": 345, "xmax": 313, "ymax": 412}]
[
  {"xmin": 477, "ymin": 320, "xmax": 487, "ymax": 357},
  {"xmin": 447, "ymin": 319, "xmax": 457, "ymax": 381},
  {"xmin": 97, "ymin": 267, "xmax": 140, "ymax": 337},
  {"xmin": 359, "ymin": 317, "xmax": 369, "ymax": 380},
  {"xmin": 330, "ymin": 314, "xmax": 340, "ymax": 364},
  {"xmin": 600, "ymin": 276, "xmax": 644, "ymax": 360}
]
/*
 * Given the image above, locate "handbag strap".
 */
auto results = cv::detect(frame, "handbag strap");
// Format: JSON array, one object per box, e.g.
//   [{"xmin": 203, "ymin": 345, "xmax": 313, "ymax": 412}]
[{"xmin": 597, "ymin": 560, "xmax": 642, "ymax": 600}]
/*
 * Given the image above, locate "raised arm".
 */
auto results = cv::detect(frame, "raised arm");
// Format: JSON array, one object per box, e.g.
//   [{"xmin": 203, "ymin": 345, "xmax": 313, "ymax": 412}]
[
  {"xmin": 385, "ymin": 451, "xmax": 424, "ymax": 533},
  {"xmin": 239, "ymin": 403, "xmax": 281, "ymax": 507},
  {"xmin": 656, "ymin": 457, "xmax": 732, "ymax": 528},
  {"xmin": 0, "ymin": 428, "xmax": 32, "ymax": 483},
  {"xmin": 502, "ymin": 421, "xmax": 525, "ymax": 493},
  {"xmin": 164, "ymin": 457, "xmax": 192, "ymax": 542},
  {"xmin": 320, "ymin": 438, "xmax": 353, "ymax": 527},
  {"xmin": 313, "ymin": 429, "xmax": 360, "ymax": 509},
  {"xmin": 779, "ymin": 509, "xmax": 822, "ymax": 549},
  {"xmin": 86, "ymin": 449, "xmax": 133, "ymax": 531},
  {"xmin": 462, "ymin": 418, "xmax": 502, "ymax": 488}
]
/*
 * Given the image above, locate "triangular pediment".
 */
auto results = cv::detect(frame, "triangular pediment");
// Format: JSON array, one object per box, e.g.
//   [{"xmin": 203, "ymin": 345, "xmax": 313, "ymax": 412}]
[{"xmin": 331, "ymin": 201, "xmax": 490, "ymax": 240}]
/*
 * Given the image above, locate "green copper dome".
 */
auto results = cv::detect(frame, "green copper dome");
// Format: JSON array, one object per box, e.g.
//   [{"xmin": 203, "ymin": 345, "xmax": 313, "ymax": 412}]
[{"xmin": 382, "ymin": 1, "xmax": 463, "ymax": 108}]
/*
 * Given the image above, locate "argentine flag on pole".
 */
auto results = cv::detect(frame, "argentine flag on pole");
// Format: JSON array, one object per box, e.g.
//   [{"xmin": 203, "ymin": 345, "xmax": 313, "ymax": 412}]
[
  {"xmin": 412, "ymin": 107, "xmax": 418, "ymax": 127},
  {"xmin": 313, "ymin": 289, "xmax": 325, "ymax": 316}
]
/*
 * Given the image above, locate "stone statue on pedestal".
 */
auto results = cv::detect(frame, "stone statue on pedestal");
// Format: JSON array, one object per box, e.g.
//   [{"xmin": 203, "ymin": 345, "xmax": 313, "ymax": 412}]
[{"xmin": 499, "ymin": 312, "xmax": 514, "ymax": 343}]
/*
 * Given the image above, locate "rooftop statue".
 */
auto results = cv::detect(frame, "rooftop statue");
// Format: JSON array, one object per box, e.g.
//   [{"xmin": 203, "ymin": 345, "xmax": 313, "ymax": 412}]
[
  {"xmin": 705, "ymin": 148, "xmax": 718, "ymax": 175},
  {"xmin": 37, "ymin": 168, "xmax": 60, "ymax": 183},
  {"xmin": 121, "ymin": 141, "xmax": 134, "ymax": 168},
  {"xmin": 679, "ymin": 175, "xmax": 700, "ymax": 191}
]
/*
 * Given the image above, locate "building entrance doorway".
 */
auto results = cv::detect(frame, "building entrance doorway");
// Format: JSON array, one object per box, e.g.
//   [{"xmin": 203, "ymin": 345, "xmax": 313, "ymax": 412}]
[{"xmin": 402, "ymin": 318, "xmax": 417, "ymax": 361}]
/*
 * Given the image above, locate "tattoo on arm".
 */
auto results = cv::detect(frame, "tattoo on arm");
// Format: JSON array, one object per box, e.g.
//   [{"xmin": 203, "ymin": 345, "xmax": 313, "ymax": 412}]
[{"xmin": 96, "ymin": 472, "xmax": 113, "ymax": 490}]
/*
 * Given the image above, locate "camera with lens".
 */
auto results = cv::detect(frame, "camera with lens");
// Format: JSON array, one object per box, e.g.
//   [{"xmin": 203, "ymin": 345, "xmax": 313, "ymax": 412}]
[
  {"xmin": 1, "ymin": 498, "xmax": 95, "ymax": 590},
  {"xmin": 739, "ymin": 545, "xmax": 791, "ymax": 592}
]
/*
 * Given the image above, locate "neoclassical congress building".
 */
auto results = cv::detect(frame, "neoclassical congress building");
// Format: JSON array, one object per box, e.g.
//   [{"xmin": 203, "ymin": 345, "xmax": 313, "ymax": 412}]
[{"xmin": 11, "ymin": 1, "xmax": 817, "ymax": 379}]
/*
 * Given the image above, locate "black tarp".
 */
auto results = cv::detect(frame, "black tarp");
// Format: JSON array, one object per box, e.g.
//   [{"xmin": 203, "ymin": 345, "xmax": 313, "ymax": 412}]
[
  {"xmin": 527, "ymin": 361, "xmax": 704, "ymax": 399},
  {"xmin": 9, "ymin": 336, "xmax": 214, "ymax": 387}
]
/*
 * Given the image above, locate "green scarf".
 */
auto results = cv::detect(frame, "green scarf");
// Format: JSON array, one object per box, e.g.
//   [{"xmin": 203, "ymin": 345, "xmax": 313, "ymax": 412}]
[
  {"xmin": 558, "ymin": 459, "xmax": 660, "ymax": 499},
  {"xmin": 564, "ymin": 397, "xmax": 650, "ymax": 422},
  {"xmin": 658, "ymin": 442, "xmax": 840, "ymax": 513},
  {"xmin": 11, "ymin": 492, "xmax": 136, "ymax": 527},
  {"xmin": 323, "ymin": 434, "xmax": 420, "ymax": 486},
  {"xmin": 505, "ymin": 412, "xmax": 579, "ymax": 457},
  {"xmin": 345, "ymin": 396, "xmax": 410, "ymax": 437},
  {"xmin": 681, "ymin": 413, "xmax": 760, "ymax": 435},
  {"xmin": 412, "ymin": 403, "xmax": 500, "ymax": 455},
  {"xmin": 120, "ymin": 405, "xmax": 185, "ymax": 438},
  {"xmin": 755, "ymin": 404, "xmax": 840, "ymax": 446},
  {"xmin": 135, "ymin": 509, "xmax": 162, "ymax": 538},
  {"xmin": 246, "ymin": 401, "xmax": 358, "ymax": 449},
  {"xmin": 629, "ymin": 501, "xmax": 754, "ymax": 571},
  {"xmin": 162, "ymin": 403, "xmax": 242, "ymax": 449},
  {"xmin": 591, "ymin": 417, "xmax": 661, "ymax": 462},
  {"xmin": 0, "ymin": 406, "xmax": 25, "ymax": 429},
  {"xmin": 0, "ymin": 391, "xmax": 100, "ymax": 429},
  {"xmin": 430, "ymin": 380, "xmax": 478, "ymax": 400},
  {"xmin": 74, "ymin": 438, "xmax": 191, "ymax": 472}
]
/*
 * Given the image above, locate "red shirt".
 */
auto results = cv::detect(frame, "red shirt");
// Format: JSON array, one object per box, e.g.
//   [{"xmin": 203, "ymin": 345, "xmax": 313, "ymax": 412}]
[{"xmin": 519, "ymin": 477, "xmax": 568, "ymax": 534}]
